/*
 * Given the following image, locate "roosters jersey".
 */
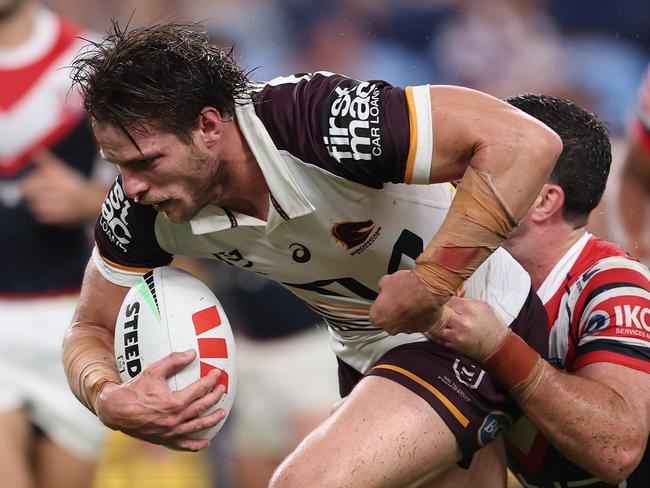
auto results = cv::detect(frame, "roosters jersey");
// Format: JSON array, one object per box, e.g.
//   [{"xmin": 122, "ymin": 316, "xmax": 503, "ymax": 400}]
[
  {"xmin": 633, "ymin": 65, "xmax": 650, "ymax": 154},
  {"xmin": 507, "ymin": 232, "xmax": 650, "ymax": 487},
  {"xmin": 0, "ymin": 9, "xmax": 96, "ymax": 294},
  {"xmin": 94, "ymin": 72, "xmax": 533, "ymax": 373}
]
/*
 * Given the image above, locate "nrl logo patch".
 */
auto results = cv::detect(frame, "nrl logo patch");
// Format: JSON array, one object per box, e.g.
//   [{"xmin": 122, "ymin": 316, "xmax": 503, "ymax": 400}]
[{"xmin": 452, "ymin": 358, "xmax": 485, "ymax": 389}]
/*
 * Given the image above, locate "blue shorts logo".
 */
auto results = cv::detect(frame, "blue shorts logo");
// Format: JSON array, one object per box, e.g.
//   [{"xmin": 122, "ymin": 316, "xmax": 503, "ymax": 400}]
[{"xmin": 478, "ymin": 412, "xmax": 513, "ymax": 446}]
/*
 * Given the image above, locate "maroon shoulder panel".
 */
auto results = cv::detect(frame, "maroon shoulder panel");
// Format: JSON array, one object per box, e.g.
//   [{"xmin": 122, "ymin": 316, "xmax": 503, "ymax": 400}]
[
  {"xmin": 253, "ymin": 73, "xmax": 411, "ymax": 187},
  {"xmin": 94, "ymin": 176, "xmax": 173, "ymax": 268}
]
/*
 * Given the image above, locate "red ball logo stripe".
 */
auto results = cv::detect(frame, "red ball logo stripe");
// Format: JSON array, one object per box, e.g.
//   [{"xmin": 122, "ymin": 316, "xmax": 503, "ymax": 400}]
[
  {"xmin": 198, "ymin": 338, "xmax": 229, "ymax": 358},
  {"xmin": 199, "ymin": 362, "xmax": 230, "ymax": 393},
  {"xmin": 192, "ymin": 306, "xmax": 222, "ymax": 335}
]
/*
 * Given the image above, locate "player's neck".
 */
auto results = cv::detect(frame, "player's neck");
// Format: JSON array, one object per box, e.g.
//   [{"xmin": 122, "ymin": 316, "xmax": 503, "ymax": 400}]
[
  {"xmin": 0, "ymin": 1, "xmax": 36, "ymax": 48},
  {"xmin": 217, "ymin": 168, "xmax": 269, "ymax": 221},
  {"xmin": 505, "ymin": 223, "xmax": 587, "ymax": 290},
  {"xmin": 213, "ymin": 119, "xmax": 269, "ymax": 221}
]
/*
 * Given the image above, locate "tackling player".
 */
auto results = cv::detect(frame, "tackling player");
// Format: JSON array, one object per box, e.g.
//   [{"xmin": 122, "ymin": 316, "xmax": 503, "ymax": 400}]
[
  {"xmin": 434, "ymin": 94, "xmax": 650, "ymax": 487},
  {"xmin": 62, "ymin": 22, "xmax": 561, "ymax": 487}
]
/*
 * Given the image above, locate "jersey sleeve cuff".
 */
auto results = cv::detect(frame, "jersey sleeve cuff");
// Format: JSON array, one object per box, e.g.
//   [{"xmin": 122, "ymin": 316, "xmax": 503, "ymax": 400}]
[
  {"xmin": 404, "ymin": 85, "xmax": 433, "ymax": 184},
  {"xmin": 92, "ymin": 246, "xmax": 151, "ymax": 287},
  {"xmin": 572, "ymin": 350, "xmax": 650, "ymax": 374}
]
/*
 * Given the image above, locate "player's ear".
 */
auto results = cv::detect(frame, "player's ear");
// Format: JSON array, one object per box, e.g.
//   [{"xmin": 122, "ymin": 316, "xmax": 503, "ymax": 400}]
[
  {"xmin": 529, "ymin": 183, "xmax": 564, "ymax": 223},
  {"xmin": 196, "ymin": 107, "xmax": 226, "ymax": 147}
]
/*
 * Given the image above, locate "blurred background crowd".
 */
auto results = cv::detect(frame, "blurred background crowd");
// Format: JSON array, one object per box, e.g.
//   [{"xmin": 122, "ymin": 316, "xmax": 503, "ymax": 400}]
[
  {"xmin": 48, "ymin": 0, "xmax": 650, "ymax": 134},
  {"xmin": 2, "ymin": 0, "xmax": 650, "ymax": 487}
]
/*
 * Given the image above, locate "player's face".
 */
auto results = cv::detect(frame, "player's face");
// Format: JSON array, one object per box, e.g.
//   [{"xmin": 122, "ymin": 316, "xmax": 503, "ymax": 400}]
[{"xmin": 94, "ymin": 120, "xmax": 222, "ymax": 223}]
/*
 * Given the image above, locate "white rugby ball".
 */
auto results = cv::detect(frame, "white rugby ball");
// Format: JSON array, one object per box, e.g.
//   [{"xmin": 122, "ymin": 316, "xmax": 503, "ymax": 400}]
[{"xmin": 114, "ymin": 266, "xmax": 236, "ymax": 440}]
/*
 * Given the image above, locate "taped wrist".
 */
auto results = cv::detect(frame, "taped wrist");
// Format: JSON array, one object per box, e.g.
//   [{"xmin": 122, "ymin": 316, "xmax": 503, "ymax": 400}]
[
  {"xmin": 413, "ymin": 166, "xmax": 518, "ymax": 296},
  {"xmin": 509, "ymin": 358, "xmax": 546, "ymax": 405},
  {"xmin": 481, "ymin": 329, "xmax": 542, "ymax": 399},
  {"xmin": 62, "ymin": 322, "xmax": 120, "ymax": 415}
]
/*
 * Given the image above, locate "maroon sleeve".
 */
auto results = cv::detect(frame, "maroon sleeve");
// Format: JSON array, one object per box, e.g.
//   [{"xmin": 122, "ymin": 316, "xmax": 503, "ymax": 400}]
[
  {"xmin": 253, "ymin": 73, "xmax": 411, "ymax": 188},
  {"xmin": 94, "ymin": 176, "xmax": 173, "ymax": 269}
]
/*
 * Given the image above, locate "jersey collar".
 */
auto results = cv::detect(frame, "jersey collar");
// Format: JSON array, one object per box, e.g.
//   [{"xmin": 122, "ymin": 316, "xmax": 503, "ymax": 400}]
[
  {"xmin": 189, "ymin": 95, "xmax": 315, "ymax": 236},
  {"xmin": 537, "ymin": 231, "xmax": 592, "ymax": 302}
]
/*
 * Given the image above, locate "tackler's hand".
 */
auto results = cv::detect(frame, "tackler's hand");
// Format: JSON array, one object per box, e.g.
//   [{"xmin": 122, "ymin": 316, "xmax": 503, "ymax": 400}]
[{"xmin": 369, "ymin": 270, "xmax": 450, "ymax": 335}]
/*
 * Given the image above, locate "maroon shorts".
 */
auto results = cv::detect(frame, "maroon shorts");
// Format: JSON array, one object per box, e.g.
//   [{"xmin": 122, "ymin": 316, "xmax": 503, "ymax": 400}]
[{"xmin": 337, "ymin": 286, "xmax": 548, "ymax": 466}]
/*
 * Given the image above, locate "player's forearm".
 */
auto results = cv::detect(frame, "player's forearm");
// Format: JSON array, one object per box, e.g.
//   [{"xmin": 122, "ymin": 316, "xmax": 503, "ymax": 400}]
[
  {"xmin": 468, "ymin": 120, "xmax": 561, "ymax": 220},
  {"xmin": 481, "ymin": 331, "xmax": 644, "ymax": 483},
  {"xmin": 515, "ymin": 367, "xmax": 644, "ymax": 484},
  {"xmin": 413, "ymin": 128, "xmax": 561, "ymax": 299},
  {"xmin": 62, "ymin": 321, "xmax": 121, "ymax": 415}
]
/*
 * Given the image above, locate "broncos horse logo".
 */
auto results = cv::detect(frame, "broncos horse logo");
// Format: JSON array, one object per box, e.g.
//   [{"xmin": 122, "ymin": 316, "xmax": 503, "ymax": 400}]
[{"xmin": 331, "ymin": 220, "xmax": 376, "ymax": 250}]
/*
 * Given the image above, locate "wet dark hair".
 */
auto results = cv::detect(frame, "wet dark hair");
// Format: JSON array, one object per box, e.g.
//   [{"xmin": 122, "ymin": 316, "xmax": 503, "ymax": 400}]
[
  {"xmin": 506, "ymin": 93, "xmax": 612, "ymax": 226},
  {"xmin": 71, "ymin": 21, "xmax": 250, "ymax": 142}
]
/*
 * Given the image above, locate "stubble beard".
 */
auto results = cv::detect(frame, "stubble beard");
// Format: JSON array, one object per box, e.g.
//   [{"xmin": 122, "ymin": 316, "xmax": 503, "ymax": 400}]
[{"xmin": 167, "ymin": 148, "xmax": 221, "ymax": 223}]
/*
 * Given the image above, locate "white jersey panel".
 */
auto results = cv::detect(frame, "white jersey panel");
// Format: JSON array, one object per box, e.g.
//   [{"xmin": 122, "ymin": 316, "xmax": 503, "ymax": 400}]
[{"xmin": 464, "ymin": 247, "xmax": 531, "ymax": 326}]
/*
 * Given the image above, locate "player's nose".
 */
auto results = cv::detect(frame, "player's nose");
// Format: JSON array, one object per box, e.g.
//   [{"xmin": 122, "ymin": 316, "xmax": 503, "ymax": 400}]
[{"xmin": 120, "ymin": 167, "xmax": 150, "ymax": 201}]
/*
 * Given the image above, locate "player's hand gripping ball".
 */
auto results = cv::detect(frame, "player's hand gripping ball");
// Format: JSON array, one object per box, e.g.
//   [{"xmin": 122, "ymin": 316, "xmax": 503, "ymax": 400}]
[{"xmin": 114, "ymin": 266, "xmax": 236, "ymax": 440}]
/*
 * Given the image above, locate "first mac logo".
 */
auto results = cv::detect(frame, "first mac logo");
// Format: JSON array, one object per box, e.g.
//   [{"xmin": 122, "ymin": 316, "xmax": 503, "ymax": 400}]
[
  {"xmin": 322, "ymin": 79, "xmax": 382, "ymax": 164},
  {"xmin": 116, "ymin": 301, "xmax": 142, "ymax": 378}
]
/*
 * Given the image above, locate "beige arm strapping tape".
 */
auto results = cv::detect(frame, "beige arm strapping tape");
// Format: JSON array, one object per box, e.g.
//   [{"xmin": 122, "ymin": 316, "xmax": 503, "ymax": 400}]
[
  {"xmin": 413, "ymin": 165, "xmax": 518, "ymax": 297},
  {"xmin": 509, "ymin": 357, "xmax": 547, "ymax": 405},
  {"xmin": 62, "ymin": 322, "xmax": 121, "ymax": 415}
]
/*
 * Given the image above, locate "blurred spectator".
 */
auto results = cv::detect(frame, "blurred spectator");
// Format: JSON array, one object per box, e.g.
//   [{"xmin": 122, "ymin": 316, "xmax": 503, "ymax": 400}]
[
  {"xmin": 560, "ymin": 32, "xmax": 646, "ymax": 134},
  {"xmin": 207, "ymin": 263, "xmax": 339, "ymax": 488},
  {"xmin": 289, "ymin": 12, "xmax": 434, "ymax": 86},
  {"xmin": 433, "ymin": 0, "xmax": 579, "ymax": 99},
  {"xmin": 0, "ymin": 1, "xmax": 109, "ymax": 487},
  {"xmin": 548, "ymin": 0, "xmax": 650, "ymax": 53},
  {"xmin": 44, "ymin": 0, "xmax": 116, "ymax": 32},
  {"xmin": 618, "ymin": 65, "xmax": 650, "ymax": 262},
  {"xmin": 186, "ymin": 0, "xmax": 295, "ymax": 81},
  {"xmin": 431, "ymin": 0, "xmax": 646, "ymax": 133}
]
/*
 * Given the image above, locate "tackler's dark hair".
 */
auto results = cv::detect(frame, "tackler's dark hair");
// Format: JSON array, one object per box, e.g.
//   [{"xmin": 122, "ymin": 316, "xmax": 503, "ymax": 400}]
[{"xmin": 507, "ymin": 93, "xmax": 612, "ymax": 225}]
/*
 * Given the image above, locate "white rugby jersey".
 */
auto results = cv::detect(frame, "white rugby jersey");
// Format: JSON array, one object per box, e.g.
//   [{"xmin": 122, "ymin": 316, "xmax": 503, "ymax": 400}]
[
  {"xmin": 506, "ymin": 232, "xmax": 650, "ymax": 487},
  {"xmin": 94, "ymin": 72, "xmax": 532, "ymax": 373}
]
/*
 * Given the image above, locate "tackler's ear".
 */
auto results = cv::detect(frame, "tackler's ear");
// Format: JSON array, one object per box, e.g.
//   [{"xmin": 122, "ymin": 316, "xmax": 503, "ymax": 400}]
[
  {"xmin": 529, "ymin": 183, "xmax": 565, "ymax": 224},
  {"xmin": 196, "ymin": 107, "xmax": 226, "ymax": 147}
]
